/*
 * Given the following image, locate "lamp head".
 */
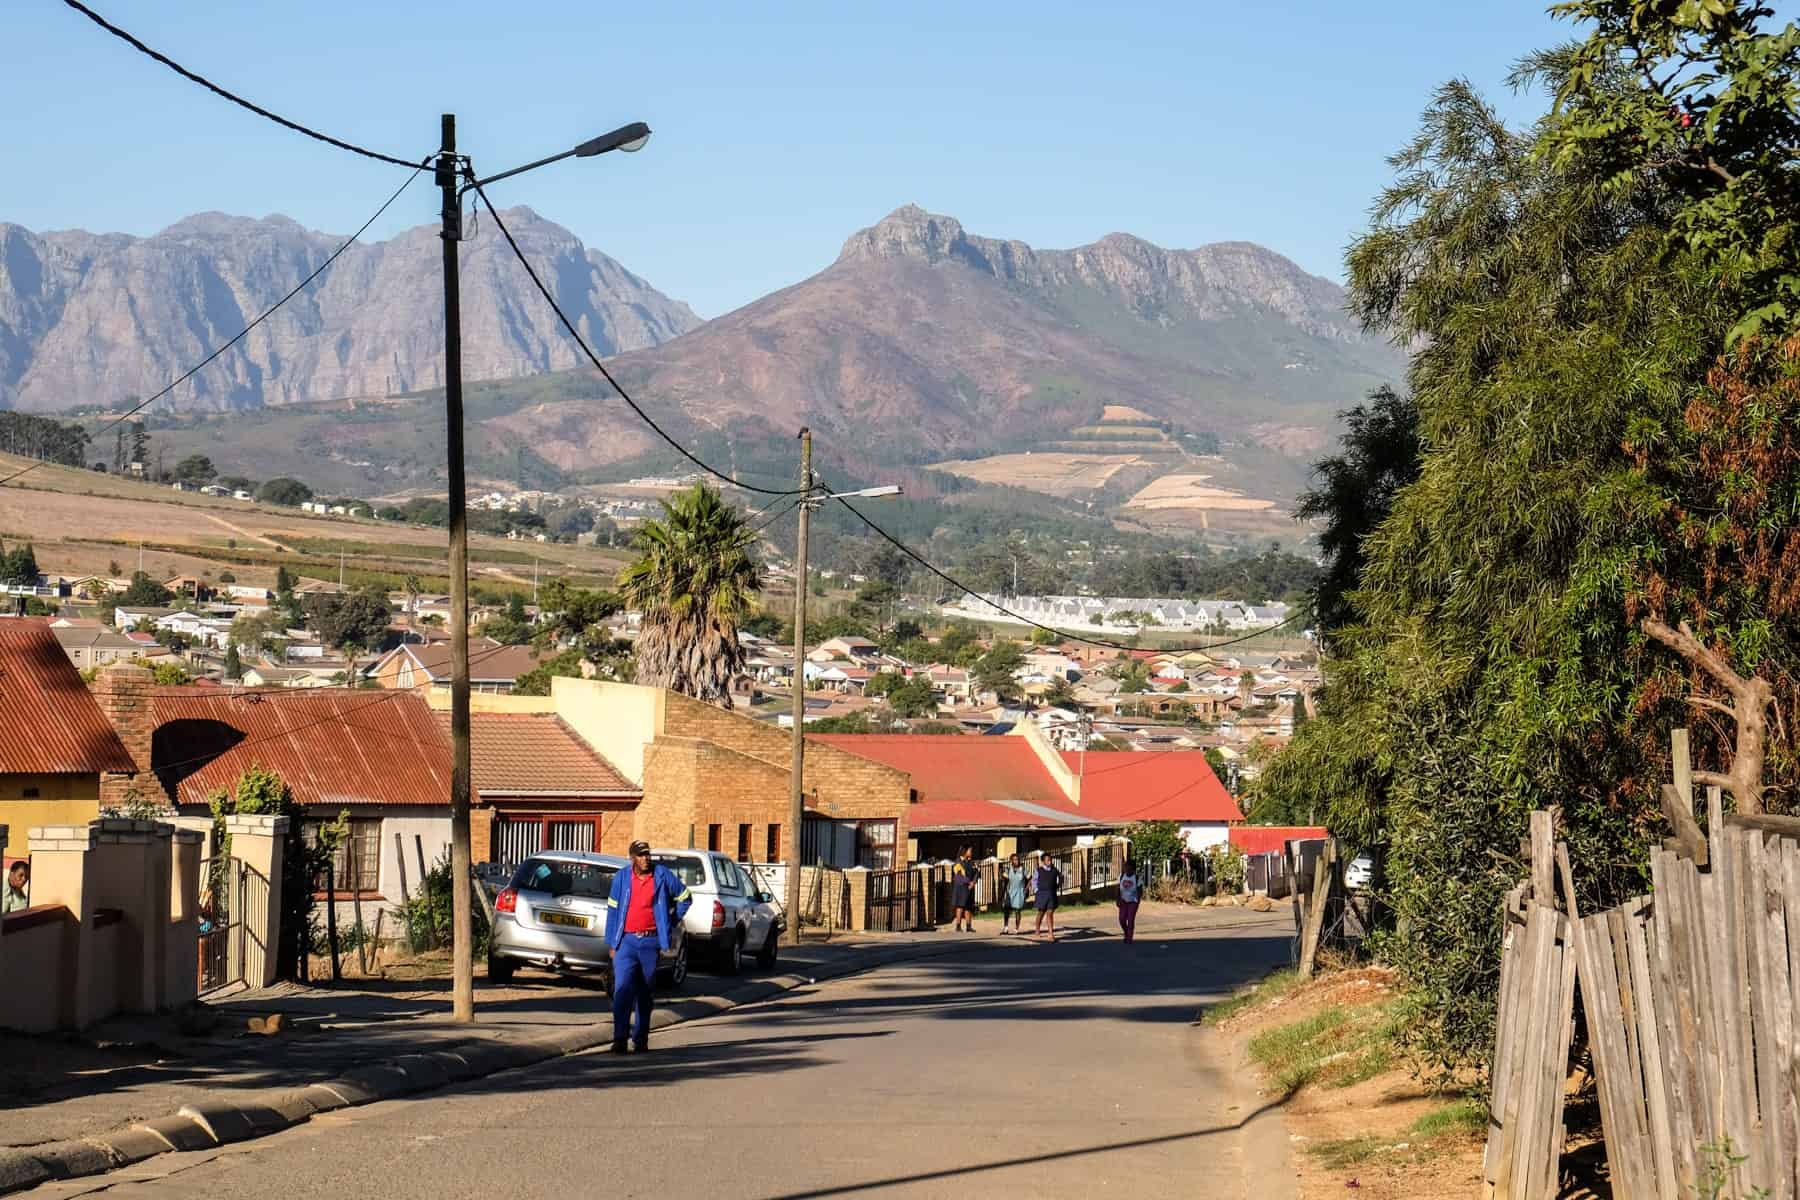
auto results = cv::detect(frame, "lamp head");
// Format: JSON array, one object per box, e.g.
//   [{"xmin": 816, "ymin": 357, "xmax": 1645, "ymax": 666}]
[{"xmin": 576, "ymin": 122, "xmax": 652, "ymax": 157}]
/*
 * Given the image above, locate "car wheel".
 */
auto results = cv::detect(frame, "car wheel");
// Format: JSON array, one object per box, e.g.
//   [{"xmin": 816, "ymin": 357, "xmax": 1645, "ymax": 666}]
[
  {"xmin": 666, "ymin": 940, "xmax": 688, "ymax": 989},
  {"xmin": 756, "ymin": 930, "xmax": 778, "ymax": 970},
  {"xmin": 486, "ymin": 952, "xmax": 516, "ymax": 985},
  {"xmin": 721, "ymin": 930, "xmax": 744, "ymax": 975}
]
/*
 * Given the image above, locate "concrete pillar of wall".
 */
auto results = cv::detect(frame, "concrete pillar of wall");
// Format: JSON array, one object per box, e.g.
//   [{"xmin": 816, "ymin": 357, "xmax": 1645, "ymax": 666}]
[
  {"xmin": 845, "ymin": 867, "xmax": 870, "ymax": 933},
  {"xmin": 224, "ymin": 815, "xmax": 288, "ymax": 988},
  {"xmin": 979, "ymin": 858, "xmax": 998, "ymax": 912},
  {"xmin": 995, "ymin": 835, "xmax": 1018, "ymax": 860},
  {"xmin": 164, "ymin": 828, "xmax": 203, "ymax": 1010},
  {"xmin": 83, "ymin": 818, "xmax": 171, "ymax": 1015},
  {"xmin": 1074, "ymin": 846, "xmax": 1093, "ymax": 902},
  {"xmin": 28, "ymin": 824, "xmax": 98, "ymax": 1028}
]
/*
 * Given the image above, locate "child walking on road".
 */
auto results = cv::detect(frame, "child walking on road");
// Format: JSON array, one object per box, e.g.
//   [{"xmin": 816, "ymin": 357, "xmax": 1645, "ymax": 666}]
[
  {"xmin": 1033, "ymin": 853, "xmax": 1062, "ymax": 941},
  {"xmin": 1000, "ymin": 853, "xmax": 1027, "ymax": 934},
  {"xmin": 1117, "ymin": 860, "xmax": 1141, "ymax": 944}
]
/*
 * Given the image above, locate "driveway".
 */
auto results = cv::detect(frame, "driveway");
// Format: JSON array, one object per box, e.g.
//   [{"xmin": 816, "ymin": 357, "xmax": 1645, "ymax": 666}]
[{"xmin": 21, "ymin": 910, "xmax": 1296, "ymax": 1199}]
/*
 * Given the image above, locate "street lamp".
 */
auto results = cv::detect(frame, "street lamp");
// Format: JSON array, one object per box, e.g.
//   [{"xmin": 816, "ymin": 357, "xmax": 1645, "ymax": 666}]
[
  {"xmin": 436, "ymin": 114, "xmax": 649, "ymax": 1024},
  {"xmin": 785, "ymin": 432, "xmax": 902, "ymax": 946}
]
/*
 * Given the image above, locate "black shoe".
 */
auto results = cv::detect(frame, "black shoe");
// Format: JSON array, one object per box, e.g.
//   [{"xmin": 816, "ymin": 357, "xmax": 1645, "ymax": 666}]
[
  {"xmin": 609, "ymin": 1039, "xmax": 628, "ymax": 1055},
  {"xmin": 633, "ymin": 1041, "xmax": 649, "ymax": 1054}
]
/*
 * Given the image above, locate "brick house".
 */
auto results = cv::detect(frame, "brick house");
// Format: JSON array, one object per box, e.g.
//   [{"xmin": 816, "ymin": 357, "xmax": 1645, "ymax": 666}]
[
  {"xmin": 451, "ymin": 711, "xmax": 642, "ymax": 864},
  {"xmin": 434, "ymin": 678, "xmax": 914, "ymax": 870},
  {"xmin": 363, "ymin": 638, "xmax": 544, "ymax": 694}
]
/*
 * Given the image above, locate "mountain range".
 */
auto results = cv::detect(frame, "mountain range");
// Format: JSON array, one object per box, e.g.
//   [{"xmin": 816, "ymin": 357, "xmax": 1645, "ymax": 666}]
[
  {"xmin": 0, "ymin": 209, "xmax": 700, "ymax": 413},
  {"xmin": 0, "ymin": 204, "xmax": 1404, "ymax": 510}
]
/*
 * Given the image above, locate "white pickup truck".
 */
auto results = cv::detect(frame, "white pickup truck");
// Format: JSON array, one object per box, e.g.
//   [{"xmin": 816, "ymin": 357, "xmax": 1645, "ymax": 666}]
[{"xmin": 651, "ymin": 850, "xmax": 783, "ymax": 974}]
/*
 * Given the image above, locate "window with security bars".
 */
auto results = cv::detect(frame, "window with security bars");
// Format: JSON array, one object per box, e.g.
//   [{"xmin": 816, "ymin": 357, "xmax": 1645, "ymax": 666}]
[
  {"xmin": 856, "ymin": 820, "xmax": 897, "ymax": 871},
  {"xmin": 493, "ymin": 815, "xmax": 599, "ymax": 868},
  {"xmin": 304, "ymin": 818, "xmax": 382, "ymax": 892}
]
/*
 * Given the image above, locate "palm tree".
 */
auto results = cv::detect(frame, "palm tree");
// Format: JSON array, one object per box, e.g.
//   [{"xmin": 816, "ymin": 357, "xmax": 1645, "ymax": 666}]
[{"xmin": 618, "ymin": 484, "xmax": 763, "ymax": 707}]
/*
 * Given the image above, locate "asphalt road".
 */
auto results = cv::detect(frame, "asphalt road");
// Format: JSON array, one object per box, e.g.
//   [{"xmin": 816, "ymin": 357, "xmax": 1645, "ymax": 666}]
[{"xmin": 39, "ymin": 912, "xmax": 1295, "ymax": 1200}]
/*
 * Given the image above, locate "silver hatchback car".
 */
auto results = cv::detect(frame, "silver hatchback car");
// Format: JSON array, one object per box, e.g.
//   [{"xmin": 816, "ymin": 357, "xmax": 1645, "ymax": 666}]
[{"xmin": 486, "ymin": 851, "xmax": 688, "ymax": 991}]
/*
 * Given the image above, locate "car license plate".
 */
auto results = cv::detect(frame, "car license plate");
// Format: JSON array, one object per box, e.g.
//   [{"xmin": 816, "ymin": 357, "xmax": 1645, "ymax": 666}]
[{"xmin": 539, "ymin": 911, "xmax": 589, "ymax": 929}]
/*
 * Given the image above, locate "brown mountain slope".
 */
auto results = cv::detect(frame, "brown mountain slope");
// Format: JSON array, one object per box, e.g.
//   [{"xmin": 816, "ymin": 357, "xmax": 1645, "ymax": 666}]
[{"xmin": 587, "ymin": 204, "xmax": 1404, "ymax": 464}]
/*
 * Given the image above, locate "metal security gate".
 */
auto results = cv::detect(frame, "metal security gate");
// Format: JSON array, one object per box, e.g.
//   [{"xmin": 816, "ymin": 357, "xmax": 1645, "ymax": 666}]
[
  {"xmin": 867, "ymin": 869, "xmax": 922, "ymax": 933},
  {"xmin": 198, "ymin": 859, "xmax": 270, "ymax": 993}
]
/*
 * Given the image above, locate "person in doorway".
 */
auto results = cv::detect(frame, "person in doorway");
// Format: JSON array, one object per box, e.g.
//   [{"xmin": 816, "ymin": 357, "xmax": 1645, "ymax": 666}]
[
  {"xmin": 2, "ymin": 862, "xmax": 28, "ymax": 914},
  {"xmin": 950, "ymin": 845, "xmax": 980, "ymax": 932},
  {"xmin": 1117, "ymin": 859, "xmax": 1141, "ymax": 944},
  {"xmin": 604, "ymin": 841, "xmax": 692, "ymax": 1054},
  {"xmin": 1000, "ymin": 852, "xmax": 1028, "ymax": 935},
  {"xmin": 1033, "ymin": 853, "xmax": 1063, "ymax": 941}
]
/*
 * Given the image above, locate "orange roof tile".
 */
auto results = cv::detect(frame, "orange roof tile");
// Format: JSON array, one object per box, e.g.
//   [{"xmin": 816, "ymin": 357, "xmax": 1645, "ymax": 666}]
[
  {"xmin": 0, "ymin": 620, "xmax": 136, "ymax": 775},
  {"xmin": 448, "ymin": 712, "xmax": 638, "ymax": 797}
]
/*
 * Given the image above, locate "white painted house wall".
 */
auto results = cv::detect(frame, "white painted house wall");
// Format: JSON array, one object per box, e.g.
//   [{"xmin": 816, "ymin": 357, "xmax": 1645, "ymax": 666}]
[{"xmin": 1178, "ymin": 822, "xmax": 1231, "ymax": 851}]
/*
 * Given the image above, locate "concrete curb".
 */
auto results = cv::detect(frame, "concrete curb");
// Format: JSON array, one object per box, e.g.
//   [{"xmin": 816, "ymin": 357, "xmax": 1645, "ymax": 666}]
[{"xmin": 0, "ymin": 929, "xmax": 1008, "ymax": 1195}]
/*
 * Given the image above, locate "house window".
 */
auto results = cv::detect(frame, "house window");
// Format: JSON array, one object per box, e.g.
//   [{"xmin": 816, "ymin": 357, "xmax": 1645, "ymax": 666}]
[
  {"xmin": 856, "ymin": 820, "xmax": 897, "ymax": 871},
  {"xmin": 397, "ymin": 661, "xmax": 415, "ymax": 688},
  {"xmin": 21, "ymin": 787, "xmax": 39, "ymax": 799},
  {"xmin": 766, "ymin": 824, "xmax": 781, "ymax": 863},
  {"xmin": 737, "ymin": 823, "xmax": 752, "ymax": 863},
  {"xmin": 304, "ymin": 818, "xmax": 382, "ymax": 892},
  {"xmin": 707, "ymin": 824, "xmax": 722, "ymax": 852},
  {"xmin": 493, "ymin": 814, "xmax": 600, "ymax": 866}
]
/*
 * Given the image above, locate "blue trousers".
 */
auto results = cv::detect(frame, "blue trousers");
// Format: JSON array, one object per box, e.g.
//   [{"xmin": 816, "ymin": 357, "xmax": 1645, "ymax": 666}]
[{"xmin": 611, "ymin": 935, "xmax": 659, "ymax": 1045}]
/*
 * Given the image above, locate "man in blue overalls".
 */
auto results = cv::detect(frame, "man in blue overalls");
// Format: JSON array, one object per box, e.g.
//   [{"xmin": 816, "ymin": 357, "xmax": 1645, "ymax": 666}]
[{"xmin": 605, "ymin": 841, "xmax": 692, "ymax": 1054}]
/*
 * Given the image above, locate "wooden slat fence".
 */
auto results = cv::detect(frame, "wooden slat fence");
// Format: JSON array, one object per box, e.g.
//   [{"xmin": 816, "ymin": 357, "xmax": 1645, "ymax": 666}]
[{"xmin": 1485, "ymin": 806, "xmax": 1800, "ymax": 1199}]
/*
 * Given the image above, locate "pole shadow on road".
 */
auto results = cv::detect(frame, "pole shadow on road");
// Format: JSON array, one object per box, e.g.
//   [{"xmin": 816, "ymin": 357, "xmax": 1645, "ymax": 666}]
[{"xmin": 754, "ymin": 1096, "xmax": 1292, "ymax": 1200}]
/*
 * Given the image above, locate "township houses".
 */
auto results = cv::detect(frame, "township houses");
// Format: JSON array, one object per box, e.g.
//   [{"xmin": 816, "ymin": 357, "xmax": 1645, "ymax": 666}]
[
  {"xmin": 0, "ymin": 621, "xmax": 137, "ymax": 836},
  {"xmin": 50, "ymin": 621, "xmax": 141, "ymax": 671},
  {"xmin": 363, "ymin": 637, "xmax": 544, "ymax": 693},
  {"xmin": 812, "ymin": 722, "xmax": 1244, "ymax": 861}
]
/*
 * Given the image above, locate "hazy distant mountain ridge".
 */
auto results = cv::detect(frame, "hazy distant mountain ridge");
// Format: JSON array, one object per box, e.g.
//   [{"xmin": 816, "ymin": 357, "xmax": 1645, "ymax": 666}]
[{"xmin": 0, "ymin": 208, "xmax": 701, "ymax": 413}]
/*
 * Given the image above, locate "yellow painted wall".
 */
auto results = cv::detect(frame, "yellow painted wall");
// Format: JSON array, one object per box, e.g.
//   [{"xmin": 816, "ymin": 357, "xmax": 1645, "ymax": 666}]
[
  {"xmin": 549, "ymin": 678, "xmax": 662, "ymax": 787},
  {"xmin": 0, "ymin": 773, "xmax": 102, "ymax": 837}
]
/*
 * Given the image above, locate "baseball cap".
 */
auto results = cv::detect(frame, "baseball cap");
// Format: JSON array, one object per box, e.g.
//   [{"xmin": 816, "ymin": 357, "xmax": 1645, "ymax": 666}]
[{"xmin": 629, "ymin": 840, "xmax": 651, "ymax": 856}]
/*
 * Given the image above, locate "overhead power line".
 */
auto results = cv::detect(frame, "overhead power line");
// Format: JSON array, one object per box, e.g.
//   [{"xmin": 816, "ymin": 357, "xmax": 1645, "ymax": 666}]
[
  {"xmin": 0, "ymin": 161, "xmax": 428, "ymax": 489},
  {"xmin": 59, "ymin": 0, "xmax": 420, "ymax": 168},
  {"xmin": 470, "ymin": 185, "xmax": 806, "ymax": 498},
  {"xmin": 827, "ymin": 491, "xmax": 1311, "ymax": 655}
]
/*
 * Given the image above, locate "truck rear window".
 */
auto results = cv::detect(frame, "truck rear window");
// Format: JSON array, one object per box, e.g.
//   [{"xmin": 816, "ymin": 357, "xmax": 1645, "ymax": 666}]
[
  {"xmin": 511, "ymin": 858, "xmax": 614, "ymax": 899},
  {"xmin": 653, "ymin": 854, "xmax": 707, "ymax": 888}
]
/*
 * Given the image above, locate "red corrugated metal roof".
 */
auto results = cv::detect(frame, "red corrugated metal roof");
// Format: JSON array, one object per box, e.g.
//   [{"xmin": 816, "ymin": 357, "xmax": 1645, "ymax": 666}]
[
  {"xmin": 1062, "ymin": 751, "xmax": 1243, "ymax": 823},
  {"xmin": 1229, "ymin": 825, "xmax": 1327, "ymax": 855},
  {"xmin": 0, "ymin": 619, "xmax": 137, "ymax": 775},
  {"xmin": 904, "ymin": 797, "xmax": 1107, "ymax": 831},
  {"xmin": 440, "ymin": 712, "xmax": 639, "ymax": 797},
  {"xmin": 150, "ymin": 687, "xmax": 456, "ymax": 808}
]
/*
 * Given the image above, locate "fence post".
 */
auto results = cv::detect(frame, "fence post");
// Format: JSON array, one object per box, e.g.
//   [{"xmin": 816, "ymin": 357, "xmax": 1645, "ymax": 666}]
[
  {"xmin": 325, "ymin": 859, "xmax": 340, "ymax": 982},
  {"xmin": 845, "ymin": 867, "xmax": 870, "ymax": 933}
]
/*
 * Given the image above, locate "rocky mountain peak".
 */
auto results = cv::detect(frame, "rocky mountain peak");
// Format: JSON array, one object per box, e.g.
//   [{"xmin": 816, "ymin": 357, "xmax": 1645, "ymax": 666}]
[{"xmin": 837, "ymin": 205, "xmax": 971, "ymax": 265}]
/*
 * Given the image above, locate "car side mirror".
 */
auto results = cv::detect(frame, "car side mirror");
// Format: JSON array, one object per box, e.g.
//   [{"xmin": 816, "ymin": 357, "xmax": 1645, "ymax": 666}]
[{"xmin": 756, "ymin": 891, "xmax": 772, "ymax": 904}]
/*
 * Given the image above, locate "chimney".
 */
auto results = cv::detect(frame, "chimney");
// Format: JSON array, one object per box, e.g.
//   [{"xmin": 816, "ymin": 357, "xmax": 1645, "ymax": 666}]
[{"xmin": 94, "ymin": 661, "xmax": 157, "ymax": 808}]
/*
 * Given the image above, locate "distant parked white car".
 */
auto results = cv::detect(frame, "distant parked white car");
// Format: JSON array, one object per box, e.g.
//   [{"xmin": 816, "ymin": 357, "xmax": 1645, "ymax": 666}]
[{"xmin": 1345, "ymin": 853, "xmax": 1374, "ymax": 891}]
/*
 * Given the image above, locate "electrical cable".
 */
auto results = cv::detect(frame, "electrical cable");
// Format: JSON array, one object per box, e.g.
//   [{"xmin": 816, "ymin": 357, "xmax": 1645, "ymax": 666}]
[
  {"xmin": 58, "ymin": 0, "xmax": 420, "ymax": 168},
  {"xmin": 0, "ymin": 160, "xmax": 429, "ymax": 489},
  {"xmin": 826, "ymin": 491, "xmax": 1311, "ymax": 654},
  {"xmin": 469, "ymin": 185, "xmax": 806, "ymax": 498}
]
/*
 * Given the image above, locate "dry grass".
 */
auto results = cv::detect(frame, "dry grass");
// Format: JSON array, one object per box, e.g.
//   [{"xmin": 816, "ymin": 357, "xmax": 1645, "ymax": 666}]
[{"xmin": 928, "ymin": 451, "xmax": 1148, "ymax": 494}]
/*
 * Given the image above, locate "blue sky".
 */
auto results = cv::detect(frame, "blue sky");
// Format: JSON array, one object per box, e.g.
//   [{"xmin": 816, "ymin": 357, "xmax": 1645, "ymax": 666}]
[{"xmin": 6, "ymin": 1, "xmax": 1566, "ymax": 319}]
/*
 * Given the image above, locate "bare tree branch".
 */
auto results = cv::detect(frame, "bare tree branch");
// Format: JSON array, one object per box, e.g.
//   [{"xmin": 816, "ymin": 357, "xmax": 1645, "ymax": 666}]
[
  {"xmin": 1642, "ymin": 617, "xmax": 1773, "ymax": 814},
  {"xmin": 1686, "ymin": 694, "xmax": 1738, "ymax": 720}
]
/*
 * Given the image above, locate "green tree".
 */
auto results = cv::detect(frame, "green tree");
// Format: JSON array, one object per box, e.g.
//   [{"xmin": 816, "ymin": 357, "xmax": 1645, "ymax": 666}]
[
  {"xmin": 1111, "ymin": 659, "xmax": 1151, "ymax": 694},
  {"xmin": 307, "ymin": 586, "xmax": 392, "ymax": 665},
  {"xmin": 972, "ymin": 640, "xmax": 1025, "ymax": 702},
  {"xmin": 886, "ymin": 673, "xmax": 940, "ymax": 719},
  {"xmin": 257, "ymin": 477, "xmax": 313, "ymax": 507},
  {"xmin": 1029, "ymin": 626, "xmax": 1058, "ymax": 646},
  {"xmin": 173, "ymin": 454, "xmax": 217, "ymax": 486},
  {"xmin": 120, "ymin": 572, "xmax": 173, "ymax": 606},
  {"xmin": 223, "ymin": 643, "xmax": 242, "ymax": 680},
  {"xmin": 1295, "ymin": 387, "xmax": 1422, "ymax": 644},
  {"xmin": 617, "ymin": 484, "xmax": 763, "ymax": 707},
  {"xmin": 1041, "ymin": 676, "xmax": 1079, "ymax": 710},
  {"xmin": 1125, "ymin": 821, "xmax": 1184, "ymax": 870},
  {"xmin": 535, "ymin": 579, "xmax": 622, "ymax": 654},
  {"xmin": 0, "ymin": 541, "xmax": 39, "ymax": 586}
]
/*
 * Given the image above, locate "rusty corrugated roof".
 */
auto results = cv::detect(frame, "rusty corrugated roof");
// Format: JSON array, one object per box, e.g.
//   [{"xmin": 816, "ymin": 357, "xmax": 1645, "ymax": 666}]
[
  {"xmin": 439, "ymin": 711, "xmax": 639, "ymax": 797},
  {"xmin": 150, "ymin": 686, "xmax": 456, "ymax": 808},
  {"xmin": 811, "ymin": 735, "xmax": 1065, "ymax": 808},
  {"xmin": 0, "ymin": 619, "xmax": 137, "ymax": 775}
]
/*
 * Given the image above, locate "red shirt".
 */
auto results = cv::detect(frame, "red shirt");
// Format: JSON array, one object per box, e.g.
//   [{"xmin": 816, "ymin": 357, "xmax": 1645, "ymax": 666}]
[{"xmin": 624, "ymin": 869, "xmax": 657, "ymax": 933}]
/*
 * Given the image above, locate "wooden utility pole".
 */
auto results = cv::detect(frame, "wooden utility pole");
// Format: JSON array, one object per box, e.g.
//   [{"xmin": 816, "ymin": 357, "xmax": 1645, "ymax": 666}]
[
  {"xmin": 439, "ymin": 113, "xmax": 475, "ymax": 1023},
  {"xmin": 785, "ymin": 428, "xmax": 813, "ymax": 947}
]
